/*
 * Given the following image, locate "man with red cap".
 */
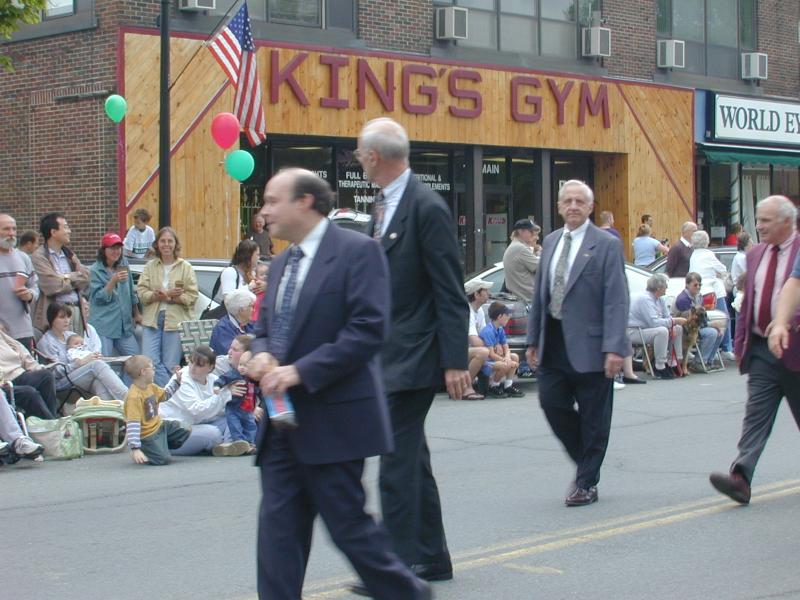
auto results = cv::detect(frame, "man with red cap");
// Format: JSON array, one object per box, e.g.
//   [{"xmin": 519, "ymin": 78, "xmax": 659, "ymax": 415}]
[{"xmin": 88, "ymin": 232, "xmax": 141, "ymax": 357}]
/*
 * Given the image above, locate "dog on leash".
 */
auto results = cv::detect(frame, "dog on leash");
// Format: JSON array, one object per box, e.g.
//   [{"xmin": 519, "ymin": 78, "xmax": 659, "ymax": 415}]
[{"xmin": 679, "ymin": 306, "xmax": 706, "ymax": 373}]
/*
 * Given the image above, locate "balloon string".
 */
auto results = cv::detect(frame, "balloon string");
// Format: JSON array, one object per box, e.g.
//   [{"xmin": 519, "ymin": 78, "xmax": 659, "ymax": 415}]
[{"xmin": 168, "ymin": 0, "xmax": 244, "ymax": 92}]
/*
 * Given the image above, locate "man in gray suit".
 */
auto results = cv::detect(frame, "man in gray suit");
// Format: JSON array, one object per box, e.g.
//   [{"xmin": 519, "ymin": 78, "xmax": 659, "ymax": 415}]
[{"xmin": 526, "ymin": 180, "xmax": 630, "ymax": 507}]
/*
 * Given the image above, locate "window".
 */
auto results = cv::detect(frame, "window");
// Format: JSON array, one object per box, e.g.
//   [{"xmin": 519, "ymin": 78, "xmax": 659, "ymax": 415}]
[
  {"xmin": 211, "ymin": 0, "xmax": 355, "ymax": 30},
  {"xmin": 43, "ymin": 0, "xmax": 75, "ymax": 19},
  {"xmin": 657, "ymin": 0, "xmax": 757, "ymax": 78},
  {"xmin": 438, "ymin": 0, "xmax": 599, "ymax": 59}
]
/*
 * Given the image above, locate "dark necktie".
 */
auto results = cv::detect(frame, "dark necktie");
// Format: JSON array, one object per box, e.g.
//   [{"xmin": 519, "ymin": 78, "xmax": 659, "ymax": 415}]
[
  {"xmin": 549, "ymin": 231, "xmax": 572, "ymax": 319},
  {"xmin": 372, "ymin": 191, "xmax": 385, "ymax": 241},
  {"xmin": 269, "ymin": 246, "xmax": 304, "ymax": 363},
  {"xmin": 757, "ymin": 245, "xmax": 780, "ymax": 334}
]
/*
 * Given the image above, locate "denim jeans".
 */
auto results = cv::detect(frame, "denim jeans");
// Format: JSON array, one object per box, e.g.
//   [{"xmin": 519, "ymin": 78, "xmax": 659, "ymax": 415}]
[
  {"xmin": 226, "ymin": 405, "xmax": 257, "ymax": 443},
  {"xmin": 99, "ymin": 333, "xmax": 140, "ymax": 357},
  {"xmin": 697, "ymin": 327, "xmax": 724, "ymax": 364},
  {"xmin": 170, "ymin": 415, "xmax": 229, "ymax": 456},
  {"xmin": 141, "ymin": 311, "xmax": 183, "ymax": 387},
  {"xmin": 716, "ymin": 297, "xmax": 732, "ymax": 352}
]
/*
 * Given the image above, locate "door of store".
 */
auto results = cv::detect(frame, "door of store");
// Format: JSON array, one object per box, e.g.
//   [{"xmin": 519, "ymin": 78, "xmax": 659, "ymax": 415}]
[
  {"xmin": 551, "ymin": 155, "xmax": 594, "ymax": 229},
  {"xmin": 484, "ymin": 185, "xmax": 511, "ymax": 265}
]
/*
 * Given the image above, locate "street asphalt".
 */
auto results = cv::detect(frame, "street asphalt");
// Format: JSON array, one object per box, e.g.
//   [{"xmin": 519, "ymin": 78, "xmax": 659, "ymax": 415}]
[{"xmin": 3, "ymin": 366, "xmax": 800, "ymax": 600}]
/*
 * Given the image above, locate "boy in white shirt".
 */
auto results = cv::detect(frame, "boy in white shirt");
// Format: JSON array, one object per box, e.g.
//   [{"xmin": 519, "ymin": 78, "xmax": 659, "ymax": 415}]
[{"xmin": 123, "ymin": 208, "xmax": 155, "ymax": 258}]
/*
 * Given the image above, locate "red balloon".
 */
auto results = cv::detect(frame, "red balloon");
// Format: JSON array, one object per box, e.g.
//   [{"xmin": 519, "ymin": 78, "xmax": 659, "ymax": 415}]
[{"xmin": 211, "ymin": 112, "xmax": 241, "ymax": 149}]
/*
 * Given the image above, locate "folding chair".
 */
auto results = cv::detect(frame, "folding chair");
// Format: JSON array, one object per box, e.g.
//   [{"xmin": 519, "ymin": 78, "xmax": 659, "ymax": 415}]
[
  {"xmin": 692, "ymin": 341, "xmax": 725, "ymax": 373},
  {"xmin": 630, "ymin": 327, "xmax": 655, "ymax": 376},
  {"xmin": 178, "ymin": 319, "xmax": 218, "ymax": 361},
  {"xmin": 1, "ymin": 381, "xmax": 43, "ymax": 463},
  {"xmin": 30, "ymin": 347, "xmax": 92, "ymax": 414}
]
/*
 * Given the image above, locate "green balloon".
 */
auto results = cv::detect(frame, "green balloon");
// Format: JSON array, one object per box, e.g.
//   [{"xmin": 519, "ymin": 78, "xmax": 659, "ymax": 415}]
[
  {"xmin": 225, "ymin": 150, "xmax": 255, "ymax": 182},
  {"xmin": 104, "ymin": 94, "xmax": 127, "ymax": 123}
]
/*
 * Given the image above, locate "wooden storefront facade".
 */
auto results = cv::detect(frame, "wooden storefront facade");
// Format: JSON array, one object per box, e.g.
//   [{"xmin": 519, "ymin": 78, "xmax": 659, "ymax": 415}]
[{"xmin": 121, "ymin": 28, "xmax": 695, "ymax": 267}]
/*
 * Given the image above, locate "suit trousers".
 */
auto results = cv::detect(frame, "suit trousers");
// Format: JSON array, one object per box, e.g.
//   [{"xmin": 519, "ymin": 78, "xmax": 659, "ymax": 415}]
[
  {"xmin": 731, "ymin": 336, "xmax": 800, "ymax": 484},
  {"xmin": 258, "ymin": 429, "xmax": 425, "ymax": 600},
  {"xmin": 379, "ymin": 387, "xmax": 450, "ymax": 567},
  {"xmin": 539, "ymin": 317, "xmax": 614, "ymax": 489}
]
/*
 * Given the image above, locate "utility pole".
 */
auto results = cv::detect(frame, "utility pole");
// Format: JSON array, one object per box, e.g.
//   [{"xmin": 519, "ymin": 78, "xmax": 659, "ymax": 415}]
[{"xmin": 158, "ymin": 0, "xmax": 171, "ymax": 226}]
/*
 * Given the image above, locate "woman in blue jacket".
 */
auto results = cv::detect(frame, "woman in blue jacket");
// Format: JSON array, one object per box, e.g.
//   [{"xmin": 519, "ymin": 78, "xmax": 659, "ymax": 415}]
[{"xmin": 89, "ymin": 233, "xmax": 141, "ymax": 357}]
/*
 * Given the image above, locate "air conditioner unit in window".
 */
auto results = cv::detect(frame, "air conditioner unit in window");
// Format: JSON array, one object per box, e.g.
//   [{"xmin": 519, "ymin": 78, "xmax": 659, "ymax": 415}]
[
  {"xmin": 582, "ymin": 27, "xmax": 611, "ymax": 57},
  {"xmin": 179, "ymin": 0, "xmax": 216, "ymax": 12},
  {"xmin": 741, "ymin": 52, "xmax": 768, "ymax": 80},
  {"xmin": 657, "ymin": 39, "xmax": 685, "ymax": 69},
  {"xmin": 435, "ymin": 6, "xmax": 468, "ymax": 41}
]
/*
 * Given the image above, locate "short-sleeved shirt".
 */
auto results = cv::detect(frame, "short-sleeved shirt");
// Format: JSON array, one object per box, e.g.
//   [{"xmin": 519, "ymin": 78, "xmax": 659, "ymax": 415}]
[
  {"xmin": 468, "ymin": 305, "xmax": 487, "ymax": 337},
  {"xmin": 632, "ymin": 236, "xmax": 661, "ymax": 266},
  {"xmin": 793, "ymin": 252, "xmax": 800, "ymax": 279},
  {"xmin": 123, "ymin": 225, "xmax": 155, "ymax": 258},
  {"xmin": 124, "ymin": 383, "xmax": 166, "ymax": 439},
  {"xmin": 479, "ymin": 323, "xmax": 507, "ymax": 349}
]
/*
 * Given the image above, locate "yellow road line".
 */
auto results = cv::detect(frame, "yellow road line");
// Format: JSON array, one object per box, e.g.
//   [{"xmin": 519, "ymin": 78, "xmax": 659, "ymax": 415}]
[
  {"xmin": 503, "ymin": 564, "xmax": 563, "ymax": 575},
  {"xmin": 234, "ymin": 479, "xmax": 800, "ymax": 600}
]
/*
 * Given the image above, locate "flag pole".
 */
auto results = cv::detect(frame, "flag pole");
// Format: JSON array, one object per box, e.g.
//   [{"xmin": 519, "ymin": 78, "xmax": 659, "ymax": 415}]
[{"xmin": 159, "ymin": 0, "xmax": 171, "ymax": 227}]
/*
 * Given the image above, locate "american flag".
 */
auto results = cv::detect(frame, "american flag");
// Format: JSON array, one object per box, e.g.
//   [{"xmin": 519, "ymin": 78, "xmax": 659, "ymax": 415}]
[{"xmin": 208, "ymin": 2, "xmax": 267, "ymax": 146}]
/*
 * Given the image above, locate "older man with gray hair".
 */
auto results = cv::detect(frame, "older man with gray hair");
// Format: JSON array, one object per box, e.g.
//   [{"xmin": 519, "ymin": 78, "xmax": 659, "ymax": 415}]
[
  {"xmin": 628, "ymin": 274, "xmax": 687, "ymax": 379},
  {"xmin": 666, "ymin": 221, "xmax": 698, "ymax": 277}
]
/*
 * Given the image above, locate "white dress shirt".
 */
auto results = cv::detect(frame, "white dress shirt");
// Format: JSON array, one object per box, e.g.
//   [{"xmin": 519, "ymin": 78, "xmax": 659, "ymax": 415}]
[
  {"xmin": 548, "ymin": 219, "xmax": 591, "ymax": 296},
  {"xmin": 276, "ymin": 217, "xmax": 329, "ymax": 312},
  {"xmin": 377, "ymin": 168, "xmax": 412, "ymax": 237}
]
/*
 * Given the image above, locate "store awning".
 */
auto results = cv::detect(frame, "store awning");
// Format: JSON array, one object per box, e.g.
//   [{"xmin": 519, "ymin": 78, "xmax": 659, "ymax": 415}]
[{"xmin": 699, "ymin": 143, "xmax": 800, "ymax": 167}]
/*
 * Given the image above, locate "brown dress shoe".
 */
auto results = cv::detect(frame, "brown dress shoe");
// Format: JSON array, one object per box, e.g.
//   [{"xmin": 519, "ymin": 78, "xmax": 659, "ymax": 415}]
[
  {"xmin": 709, "ymin": 471, "xmax": 751, "ymax": 504},
  {"xmin": 565, "ymin": 486, "xmax": 598, "ymax": 506}
]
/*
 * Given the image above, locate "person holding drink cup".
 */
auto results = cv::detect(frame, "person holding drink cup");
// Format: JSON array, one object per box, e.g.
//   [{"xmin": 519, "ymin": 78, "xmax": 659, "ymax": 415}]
[
  {"xmin": 0, "ymin": 212, "xmax": 39, "ymax": 350},
  {"xmin": 136, "ymin": 227, "xmax": 198, "ymax": 386},
  {"xmin": 89, "ymin": 233, "xmax": 141, "ymax": 359}
]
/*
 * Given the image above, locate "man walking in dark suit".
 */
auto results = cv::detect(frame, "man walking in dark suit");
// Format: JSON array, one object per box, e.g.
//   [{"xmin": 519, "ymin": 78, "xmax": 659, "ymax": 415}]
[
  {"xmin": 710, "ymin": 195, "xmax": 800, "ymax": 505},
  {"xmin": 247, "ymin": 168, "xmax": 430, "ymax": 600},
  {"xmin": 526, "ymin": 180, "xmax": 630, "ymax": 507},
  {"xmin": 350, "ymin": 117, "xmax": 470, "ymax": 595}
]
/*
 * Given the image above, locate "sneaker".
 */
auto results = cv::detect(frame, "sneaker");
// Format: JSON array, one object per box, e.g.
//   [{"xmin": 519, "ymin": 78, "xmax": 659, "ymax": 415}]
[
  {"xmin": 613, "ymin": 381, "xmax": 626, "ymax": 390},
  {"xmin": 486, "ymin": 386, "xmax": 507, "ymax": 398},
  {"xmin": 707, "ymin": 359, "xmax": 724, "ymax": 371},
  {"xmin": 653, "ymin": 367, "xmax": 675, "ymax": 380},
  {"xmin": 0, "ymin": 440, "xmax": 9, "ymax": 457},
  {"xmin": 505, "ymin": 384, "xmax": 525, "ymax": 397},
  {"xmin": 12, "ymin": 436, "xmax": 44, "ymax": 459},
  {"xmin": 212, "ymin": 440, "xmax": 252, "ymax": 457},
  {"xmin": 720, "ymin": 351, "xmax": 736, "ymax": 362},
  {"xmin": 688, "ymin": 362, "xmax": 707, "ymax": 374}
]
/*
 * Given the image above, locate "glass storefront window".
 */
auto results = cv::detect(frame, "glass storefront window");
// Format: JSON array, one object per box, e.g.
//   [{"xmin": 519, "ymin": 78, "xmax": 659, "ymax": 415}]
[
  {"xmin": 510, "ymin": 154, "xmax": 537, "ymax": 226},
  {"xmin": 336, "ymin": 148, "xmax": 378, "ymax": 212},
  {"xmin": 772, "ymin": 167, "xmax": 800, "ymax": 204}
]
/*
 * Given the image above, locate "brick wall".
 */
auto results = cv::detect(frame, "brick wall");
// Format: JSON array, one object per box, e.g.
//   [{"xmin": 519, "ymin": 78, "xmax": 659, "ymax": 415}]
[
  {"xmin": 359, "ymin": 0, "xmax": 432, "ymax": 54},
  {"xmin": 604, "ymin": 0, "xmax": 656, "ymax": 80},
  {"xmin": 758, "ymin": 0, "xmax": 800, "ymax": 98}
]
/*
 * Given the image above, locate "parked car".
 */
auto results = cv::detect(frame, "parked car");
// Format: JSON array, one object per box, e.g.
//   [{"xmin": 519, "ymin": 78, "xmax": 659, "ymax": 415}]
[
  {"xmin": 329, "ymin": 208, "xmax": 371, "ymax": 235},
  {"xmin": 464, "ymin": 262, "xmax": 657, "ymax": 359},
  {"xmin": 128, "ymin": 258, "xmax": 229, "ymax": 320}
]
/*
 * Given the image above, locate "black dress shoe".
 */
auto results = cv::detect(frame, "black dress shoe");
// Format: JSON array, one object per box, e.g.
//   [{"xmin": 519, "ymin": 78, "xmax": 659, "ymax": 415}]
[
  {"xmin": 653, "ymin": 367, "xmax": 675, "ymax": 380},
  {"xmin": 709, "ymin": 471, "xmax": 751, "ymax": 504},
  {"xmin": 622, "ymin": 376, "xmax": 647, "ymax": 384},
  {"xmin": 412, "ymin": 561, "xmax": 453, "ymax": 581},
  {"xmin": 349, "ymin": 579, "xmax": 435, "ymax": 598},
  {"xmin": 565, "ymin": 486, "xmax": 598, "ymax": 506}
]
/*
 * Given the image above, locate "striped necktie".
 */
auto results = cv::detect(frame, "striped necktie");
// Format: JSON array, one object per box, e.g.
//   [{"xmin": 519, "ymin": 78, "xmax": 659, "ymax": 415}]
[
  {"xmin": 372, "ymin": 191, "xmax": 386, "ymax": 241},
  {"xmin": 549, "ymin": 231, "xmax": 572, "ymax": 319},
  {"xmin": 269, "ymin": 245, "xmax": 304, "ymax": 363}
]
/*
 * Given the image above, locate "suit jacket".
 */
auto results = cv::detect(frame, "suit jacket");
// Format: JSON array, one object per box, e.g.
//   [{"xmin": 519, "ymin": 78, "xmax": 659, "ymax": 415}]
[
  {"xmin": 251, "ymin": 223, "xmax": 393, "ymax": 465},
  {"xmin": 526, "ymin": 223, "xmax": 630, "ymax": 373},
  {"xmin": 369, "ymin": 175, "xmax": 469, "ymax": 393},
  {"xmin": 734, "ymin": 237, "xmax": 800, "ymax": 373}
]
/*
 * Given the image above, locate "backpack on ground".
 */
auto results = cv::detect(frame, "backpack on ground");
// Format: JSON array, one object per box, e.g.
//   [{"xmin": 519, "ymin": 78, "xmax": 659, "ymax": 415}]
[
  {"xmin": 25, "ymin": 415, "xmax": 84, "ymax": 460},
  {"xmin": 71, "ymin": 397, "xmax": 127, "ymax": 454}
]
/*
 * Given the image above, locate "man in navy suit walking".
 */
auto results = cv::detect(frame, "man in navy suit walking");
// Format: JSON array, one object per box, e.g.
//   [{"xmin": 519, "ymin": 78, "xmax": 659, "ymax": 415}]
[
  {"xmin": 526, "ymin": 180, "xmax": 630, "ymax": 507},
  {"xmin": 247, "ymin": 168, "xmax": 430, "ymax": 600}
]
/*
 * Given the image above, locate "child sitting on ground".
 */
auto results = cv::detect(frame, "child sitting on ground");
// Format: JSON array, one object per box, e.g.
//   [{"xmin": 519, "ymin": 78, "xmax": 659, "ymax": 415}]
[
  {"xmin": 124, "ymin": 355, "xmax": 190, "ymax": 466},
  {"xmin": 479, "ymin": 301, "xmax": 524, "ymax": 398},
  {"xmin": 213, "ymin": 335, "xmax": 259, "ymax": 454}
]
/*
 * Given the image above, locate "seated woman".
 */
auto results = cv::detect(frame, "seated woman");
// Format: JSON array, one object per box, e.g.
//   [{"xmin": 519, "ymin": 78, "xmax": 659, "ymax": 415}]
[
  {"xmin": 209, "ymin": 288, "xmax": 256, "ymax": 356},
  {"xmin": 688, "ymin": 229, "xmax": 733, "ymax": 360},
  {"xmin": 158, "ymin": 345, "xmax": 247, "ymax": 456},
  {"xmin": 36, "ymin": 302, "xmax": 129, "ymax": 401}
]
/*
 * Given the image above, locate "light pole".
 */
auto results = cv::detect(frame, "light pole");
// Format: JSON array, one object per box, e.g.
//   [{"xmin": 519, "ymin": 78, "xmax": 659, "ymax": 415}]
[{"xmin": 159, "ymin": 0, "xmax": 171, "ymax": 226}]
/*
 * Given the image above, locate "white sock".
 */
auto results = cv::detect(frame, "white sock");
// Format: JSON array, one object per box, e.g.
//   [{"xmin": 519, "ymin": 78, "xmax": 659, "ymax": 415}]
[{"xmin": 504, "ymin": 380, "xmax": 513, "ymax": 388}]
